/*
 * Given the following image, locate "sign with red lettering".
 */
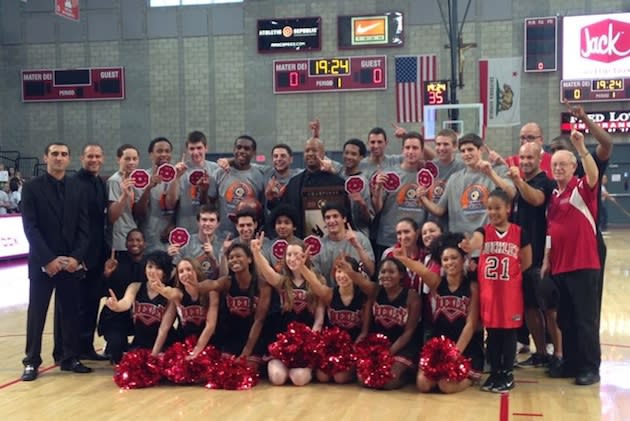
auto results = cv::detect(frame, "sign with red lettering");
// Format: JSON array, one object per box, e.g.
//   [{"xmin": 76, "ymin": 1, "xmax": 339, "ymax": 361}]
[
  {"xmin": 562, "ymin": 13, "xmax": 630, "ymax": 80},
  {"xmin": 130, "ymin": 169, "xmax": 150, "ymax": 189},
  {"xmin": 560, "ymin": 111, "xmax": 630, "ymax": 134},
  {"xmin": 169, "ymin": 227, "xmax": 191, "ymax": 248},
  {"xmin": 22, "ymin": 67, "xmax": 125, "ymax": 102},
  {"xmin": 157, "ymin": 163, "xmax": 176, "ymax": 183},
  {"xmin": 55, "ymin": 0, "xmax": 80, "ymax": 22},
  {"xmin": 344, "ymin": 176, "xmax": 365, "ymax": 194}
]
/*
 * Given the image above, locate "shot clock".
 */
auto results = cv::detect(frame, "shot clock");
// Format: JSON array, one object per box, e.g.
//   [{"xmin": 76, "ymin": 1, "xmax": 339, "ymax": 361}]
[
  {"xmin": 273, "ymin": 55, "xmax": 386, "ymax": 94},
  {"xmin": 423, "ymin": 80, "xmax": 450, "ymax": 106}
]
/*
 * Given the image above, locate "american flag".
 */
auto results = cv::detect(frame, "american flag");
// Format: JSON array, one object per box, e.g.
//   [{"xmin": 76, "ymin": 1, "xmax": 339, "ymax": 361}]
[{"xmin": 395, "ymin": 55, "xmax": 438, "ymax": 123}]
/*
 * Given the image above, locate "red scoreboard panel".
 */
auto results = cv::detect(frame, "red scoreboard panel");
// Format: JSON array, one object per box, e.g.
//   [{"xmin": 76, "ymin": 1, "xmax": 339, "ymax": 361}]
[
  {"xmin": 273, "ymin": 55, "xmax": 386, "ymax": 94},
  {"xmin": 22, "ymin": 67, "xmax": 125, "ymax": 102}
]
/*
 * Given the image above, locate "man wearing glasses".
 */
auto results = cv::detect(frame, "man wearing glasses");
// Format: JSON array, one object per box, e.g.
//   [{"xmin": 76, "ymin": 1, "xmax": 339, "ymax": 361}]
[{"xmin": 507, "ymin": 123, "xmax": 553, "ymax": 179}]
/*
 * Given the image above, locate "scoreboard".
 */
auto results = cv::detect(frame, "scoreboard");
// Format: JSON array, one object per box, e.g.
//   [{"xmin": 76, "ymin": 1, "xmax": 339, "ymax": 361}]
[
  {"xmin": 22, "ymin": 67, "xmax": 125, "ymax": 102},
  {"xmin": 560, "ymin": 78, "xmax": 630, "ymax": 103},
  {"xmin": 273, "ymin": 55, "xmax": 386, "ymax": 94}
]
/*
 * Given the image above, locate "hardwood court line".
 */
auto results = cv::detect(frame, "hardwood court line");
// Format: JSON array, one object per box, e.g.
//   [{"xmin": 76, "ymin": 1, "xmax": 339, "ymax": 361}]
[
  {"xmin": 512, "ymin": 413, "xmax": 544, "ymax": 417},
  {"xmin": 601, "ymin": 342, "xmax": 630, "ymax": 349},
  {"xmin": 0, "ymin": 363, "xmax": 58, "ymax": 389}
]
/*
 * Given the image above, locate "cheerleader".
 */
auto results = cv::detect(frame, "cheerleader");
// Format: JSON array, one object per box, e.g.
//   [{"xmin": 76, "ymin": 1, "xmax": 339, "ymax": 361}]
[
  {"xmin": 150, "ymin": 258, "xmax": 220, "ymax": 359},
  {"xmin": 105, "ymin": 250, "xmax": 177, "ymax": 357},
  {"xmin": 303, "ymin": 254, "xmax": 377, "ymax": 383},
  {"xmin": 460, "ymin": 189, "xmax": 532, "ymax": 392},
  {"xmin": 359, "ymin": 257, "xmax": 421, "ymax": 389},
  {"xmin": 251, "ymin": 232, "xmax": 324, "ymax": 386},
  {"xmin": 196, "ymin": 243, "xmax": 271, "ymax": 374},
  {"xmin": 396, "ymin": 233, "xmax": 484, "ymax": 394}
]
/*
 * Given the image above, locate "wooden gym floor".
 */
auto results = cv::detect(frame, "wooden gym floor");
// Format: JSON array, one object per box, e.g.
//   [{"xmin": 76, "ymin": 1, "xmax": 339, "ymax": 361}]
[{"xmin": 0, "ymin": 229, "xmax": 628, "ymax": 421}]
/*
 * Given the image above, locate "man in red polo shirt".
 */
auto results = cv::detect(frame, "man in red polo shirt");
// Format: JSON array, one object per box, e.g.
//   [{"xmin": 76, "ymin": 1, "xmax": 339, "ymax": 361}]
[{"xmin": 543, "ymin": 130, "xmax": 600, "ymax": 386}]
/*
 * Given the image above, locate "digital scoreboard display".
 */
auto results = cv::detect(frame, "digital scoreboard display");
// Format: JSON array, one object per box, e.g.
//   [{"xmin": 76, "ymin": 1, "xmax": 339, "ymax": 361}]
[
  {"xmin": 423, "ymin": 80, "xmax": 450, "ymax": 105},
  {"xmin": 560, "ymin": 78, "xmax": 630, "ymax": 102},
  {"xmin": 22, "ymin": 67, "xmax": 125, "ymax": 102},
  {"xmin": 524, "ymin": 17, "xmax": 557, "ymax": 72},
  {"xmin": 273, "ymin": 55, "xmax": 387, "ymax": 94}
]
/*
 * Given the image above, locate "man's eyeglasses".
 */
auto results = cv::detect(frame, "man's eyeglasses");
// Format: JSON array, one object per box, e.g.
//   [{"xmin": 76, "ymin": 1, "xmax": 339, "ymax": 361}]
[{"xmin": 519, "ymin": 135, "xmax": 542, "ymax": 142}]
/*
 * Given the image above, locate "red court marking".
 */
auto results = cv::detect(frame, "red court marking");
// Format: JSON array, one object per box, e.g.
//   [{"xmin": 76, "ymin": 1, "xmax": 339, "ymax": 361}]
[
  {"xmin": 499, "ymin": 392, "xmax": 509, "ymax": 421},
  {"xmin": 0, "ymin": 363, "xmax": 58, "ymax": 390},
  {"xmin": 513, "ymin": 413, "xmax": 543, "ymax": 417},
  {"xmin": 601, "ymin": 343, "xmax": 630, "ymax": 349}
]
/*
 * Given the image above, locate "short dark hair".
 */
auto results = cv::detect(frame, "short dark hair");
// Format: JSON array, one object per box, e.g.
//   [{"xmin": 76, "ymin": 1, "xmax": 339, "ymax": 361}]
[
  {"xmin": 368, "ymin": 127, "xmax": 387, "ymax": 142},
  {"xmin": 271, "ymin": 204, "xmax": 299, "ymax": 227},
  {"xmin": 320, "ymin": 202, "xmax": 347, "ymax": 219},
  {"xmin": 403, "ymin": 131, "xmax": 424, "ymax": 149},
  {"xmin": 145, "ymin": 250, "xmax": 174, "ymax": 283},
  {"xmin": 235, "ymin": 135, "xmax": 257, "ymax": 151},
  {"xmin": 126, "ymin": 228, "xmax": 144, "ymax": 241},
  {"xmin": 489, "ymin": 188, "xmax": 511, "ymax": 205},
  {"xmin": 272, "ymin": 144, "xmax": 293, "ymax": 156},
  {"xmin": 197, "ymin": 204, "xmax": 220, "ymax": 221},
  {"xmin": 148, "ymin": 137, "xmax": 172, "ymax": 153},
  {"xmin": 186, "ymin": 131, "xmax": 207, "ymax": 147},
  {"xmin": 116, "ymin": 144, "xmax": 138, "ymax": 158},
  {"xmin": 458, "ymin": 133, "xmax": 483, "ymax": 149},
  {"xmin": 81, "ymin": 143, "xmax": 103, "ymax": 155},
  {"xmin": 45, "ymin": 142, "xmax": 70, "ymax": 155},
  {"xmin": 343, "ymin": 138, "xmax": 367, "ymax": 157},
  {"xmin": 235, "ymin": 208, "xmax": 258, "ymax": 223}
]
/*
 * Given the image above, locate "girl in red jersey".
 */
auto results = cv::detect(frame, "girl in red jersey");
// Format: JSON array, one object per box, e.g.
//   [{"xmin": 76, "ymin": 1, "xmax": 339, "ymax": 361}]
[
  {"xmin": 250, "ymin": 233, "xmax": 324, "ymax": 386},
  {"xmin": 461, "ymin": 189, "xmax": 532, "ymax": 392}
]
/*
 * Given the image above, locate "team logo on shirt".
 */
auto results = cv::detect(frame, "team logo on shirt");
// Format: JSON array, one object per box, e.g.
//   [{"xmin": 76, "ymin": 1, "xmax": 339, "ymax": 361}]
[
  {"xmin": 460, "ymin": 184, "xmax": 490, "ymax": 216},
  {"xmin": 396, "ymin": 183, "xmax": 422, "ymax": 211},
  {"xmin": 178, "ymin": 305, "xmax": 206, "ymax": 326},
  {"xmin": 133, "ymin": 302, "xmax": 166, "ymax": 326},
  {"xmin": 372, "ymin": 303, "xmax": 408, "ymax": 328},
  {"xmin": 225, "ymin": 181, "xmax": 255, "ymax": 206},
  {"xmin": 327, "ymin": 308, "xmax": 361, "ymax": 329},
  {"xmin": 283, "ymin": 289, "xmax": 308, "ymax": 314},
  {"xmin": 226, "ymin": 294, "xmax": 256, "ymax": 318},
  {"xmin": 428, "ymin": 179, "xmax": 446, "ymax": 203},
  {"xmin": 431, "ymin": 295, "xmax": 470, "ymax": 322}
]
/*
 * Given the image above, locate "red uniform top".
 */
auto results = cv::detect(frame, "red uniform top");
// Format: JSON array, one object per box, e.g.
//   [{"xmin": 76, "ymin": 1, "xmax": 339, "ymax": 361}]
[
  {"xmin": 547, "ymin": 176, "xmax": 600, "ymax": 275},
  {"xmin": 506, "ymin": 151, "xmax": 552, "ymax": 180},
  {"xmin": 478, "ymin": 223, "xmax": 524, "ymax": 329}
]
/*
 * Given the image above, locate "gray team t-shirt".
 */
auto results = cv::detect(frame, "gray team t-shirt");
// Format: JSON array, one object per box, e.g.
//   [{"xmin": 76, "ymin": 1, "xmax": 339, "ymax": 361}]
[
  {"xmin": 175, "ymin": 160, "xmax": 220, "ymax": 235},
  {"xmin": 427, "ymin": 158, "xmax": 465, "ymax": 229},
  {"xmin": 312, "ymin": 231, "xmax": 374, "ymax": 286},
  {"xmin": 437, "ymin": 164, "xmax": 513, "ymax": 234},
  {"xmin": 107, "ymin": 171, "xmax": 142, "ymax": 251},
  {"xmin": 141, "ymin": 167, "xmax": 174, "ymax": 252}
]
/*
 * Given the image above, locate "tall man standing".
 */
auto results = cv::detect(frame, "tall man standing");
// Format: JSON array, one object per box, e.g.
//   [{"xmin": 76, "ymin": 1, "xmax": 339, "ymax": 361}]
[{"xmin": 21, "ymin": 143, "xmax": 92, "ymax": 381}]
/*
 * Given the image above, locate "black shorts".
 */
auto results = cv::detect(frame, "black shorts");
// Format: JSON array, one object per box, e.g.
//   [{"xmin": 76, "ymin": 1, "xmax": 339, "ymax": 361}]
[{"xmin": 522, "ymin": 267, "xmax": 558, "ymax": 310}]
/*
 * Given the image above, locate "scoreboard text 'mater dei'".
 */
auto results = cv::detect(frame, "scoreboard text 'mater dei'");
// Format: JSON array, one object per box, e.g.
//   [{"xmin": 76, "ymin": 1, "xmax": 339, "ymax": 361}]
[{"xmin": 273, "ymin": 55, "xmax": 387, "ymax": 94}]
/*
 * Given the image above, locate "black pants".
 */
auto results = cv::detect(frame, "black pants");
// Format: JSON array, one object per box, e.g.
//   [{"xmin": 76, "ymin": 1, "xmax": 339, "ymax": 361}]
[
  {"xmin": 553, "ymin": 269, "xmax": 601, "ymax": 374},
  {"xmin": 486, "ymin": 328, "xmax": 517, "ymax": 372},
  {"xmin": 23, "ymin": 272, "xmax": 80, "ymax": 367},
  {"xmin": 101, "ymin": 328, "xmax": 129, "ymax": 364}
]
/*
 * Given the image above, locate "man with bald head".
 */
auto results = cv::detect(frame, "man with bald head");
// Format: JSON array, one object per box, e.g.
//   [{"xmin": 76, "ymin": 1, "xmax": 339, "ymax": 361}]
[
  {"xmin": 281, "ymin": 137, "xmax": 350, "ymax": 237},
  {"xmin": 508, "ymin": 142, "xmax": 560, "ymax": 368},
  {"xmin": 507, "ymin": 122, "xmax": 553, "ymax": 179},
  {"xmin": 543, "ymin": 131, "xmax": 601, "ymax": 385}
]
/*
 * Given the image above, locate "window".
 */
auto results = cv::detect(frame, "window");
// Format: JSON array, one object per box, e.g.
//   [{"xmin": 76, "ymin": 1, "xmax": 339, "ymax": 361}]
[{"xmin": 150, "ymin": 0, "xmax": 243, "ymax": 6}]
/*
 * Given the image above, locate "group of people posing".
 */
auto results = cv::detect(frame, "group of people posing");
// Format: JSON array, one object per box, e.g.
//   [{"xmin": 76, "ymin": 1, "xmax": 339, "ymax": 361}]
[{"xmin": 20, "ymin": 103, "xmax": 610, "ymax": 394}]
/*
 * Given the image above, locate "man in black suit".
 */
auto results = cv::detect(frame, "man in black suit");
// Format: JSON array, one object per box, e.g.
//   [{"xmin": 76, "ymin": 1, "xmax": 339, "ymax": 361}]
[{"xmin": 21, "ymin": 142, "xmax": 92, "ymax": 381}]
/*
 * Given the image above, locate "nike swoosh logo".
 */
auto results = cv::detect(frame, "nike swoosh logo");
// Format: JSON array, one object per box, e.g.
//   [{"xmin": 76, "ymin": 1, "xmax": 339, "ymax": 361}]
[{"xmin": 356, "ymin": 22, "xmax": 382, "ymax": 34}]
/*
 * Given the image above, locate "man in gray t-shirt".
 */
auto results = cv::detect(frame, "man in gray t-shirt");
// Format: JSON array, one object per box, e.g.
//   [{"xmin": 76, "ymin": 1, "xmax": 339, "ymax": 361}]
[
  {"xmin": 311, "ymin": 203, "xmax": 374, "ymax": 286},
  {"xmin": 165, "ymin": 131, "xmax": 220, "ymax": 235},
  {"xmin": 107, "ymin": 144, "xmax": 142, "ymax": 251},
  {"xmin": 419, "ymin": 133, "xmax": 515, "ymax": 235}
]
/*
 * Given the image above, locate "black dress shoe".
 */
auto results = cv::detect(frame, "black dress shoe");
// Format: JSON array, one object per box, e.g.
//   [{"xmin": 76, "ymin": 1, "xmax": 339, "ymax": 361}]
[
  {"xmin": 60, "ymin": 359, "xmax": 93, "ymax": 374},
  {"xmin": 79, "ymin": 351, "xmax": 109, "ymax": 361},
  {"xmin": 575, "ymin": 372, "xmax": 600, "ymax": 386},
  {"xmin": 21, "ymin": 365, "xmax": 38, "ymax": 381}
]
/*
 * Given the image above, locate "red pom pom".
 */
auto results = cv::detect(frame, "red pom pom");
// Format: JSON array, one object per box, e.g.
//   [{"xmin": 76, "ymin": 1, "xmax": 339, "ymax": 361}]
[
  {"xmin": 162, "ymin": 336, "xmax": 220, "ymax": 384},
  {"xmin": 419, "ymin": 336, "xmax": 471, "ymax": 381},
  {"xmin": 315, "ymin": 327, "xmax": 356, "ymax": 375},
  {"xmin": 113, "ymin": 348, "xmax": 162, "ymax": 389},
  {"xmin": 268, "ymin": 322, "xmax": 320, "ymax": 368},
  {"xmin": 206, "ymin": 355, "xmax": 258, "ymax": 390},
  {"xmin": 354, "ymin": 333, "xmax": 394, "ymax": 389}
]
